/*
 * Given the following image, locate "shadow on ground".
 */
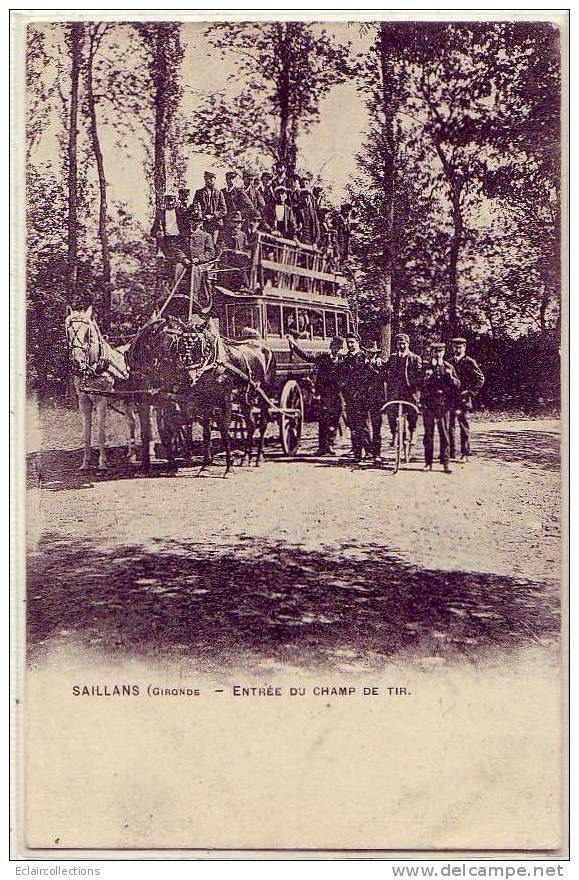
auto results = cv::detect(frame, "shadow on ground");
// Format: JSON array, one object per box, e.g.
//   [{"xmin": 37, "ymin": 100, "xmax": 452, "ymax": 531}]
[
  {"xmin": 472, "ymin": 429, "xmax": 560, "ymax": 471},
  {"xmin": 27, "ymin": 533, "xmax": 559, "ymax": 671}
]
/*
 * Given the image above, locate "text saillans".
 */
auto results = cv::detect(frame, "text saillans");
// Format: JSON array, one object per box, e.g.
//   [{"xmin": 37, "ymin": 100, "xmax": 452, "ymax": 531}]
[{"xmin": 72, "ymin": 684, "xmax": 410, "ymax": 697}]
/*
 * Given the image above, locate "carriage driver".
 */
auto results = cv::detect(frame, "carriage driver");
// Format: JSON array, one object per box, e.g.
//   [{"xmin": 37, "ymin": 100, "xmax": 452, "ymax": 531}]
[
  {"xmin": 287, "ymin": 334, "xmax": 344, "ymax": 455},
  {"xmin": 421, "ymin": 342, "xmax": 460, "ymax": 475}
]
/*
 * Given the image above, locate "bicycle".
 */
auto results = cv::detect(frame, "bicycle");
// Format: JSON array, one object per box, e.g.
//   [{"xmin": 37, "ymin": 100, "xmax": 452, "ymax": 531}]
[{"xmin": 381, "ymin": 400, "xmax": 420, "ymax": 474}]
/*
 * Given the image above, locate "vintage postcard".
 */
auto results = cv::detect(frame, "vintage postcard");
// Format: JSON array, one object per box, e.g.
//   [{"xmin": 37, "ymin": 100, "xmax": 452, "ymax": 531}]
[{"xmin": 12, "ymin": 10, "xmax": 567, "ymax": 857}]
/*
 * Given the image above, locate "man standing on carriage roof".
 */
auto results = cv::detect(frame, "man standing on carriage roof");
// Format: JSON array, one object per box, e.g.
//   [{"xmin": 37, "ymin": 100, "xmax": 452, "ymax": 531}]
[
  {"xmin": 192, "ymin": 171, "xmax": 227, "ymax": 243},
  {"xmin": 258, "ymin": 171, "xmax": 277, "ymax": 230},
  {"xmin": 421, "ymin": 341, "xmax": 461, "ymax": 474},
  {"xmin": 448, "ymin": 337, "xmax": 485, "ymax": 463},
  {"xmin": 381, "ymin": 333, "xmax": 422, "ymax": 450},
  {"xmin": 287, "ymin": 334, "xmax": 344, "ymax": 455},
  {"xmin": 222, "ymin": 171, "xmax": 260, "ymax": 225}
]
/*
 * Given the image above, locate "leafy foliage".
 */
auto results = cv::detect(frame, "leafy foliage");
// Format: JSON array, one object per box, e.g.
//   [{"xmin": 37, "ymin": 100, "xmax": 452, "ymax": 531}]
[{"xmin": 186, "ymin": 22, "xmax": 352, "ymax": 176}]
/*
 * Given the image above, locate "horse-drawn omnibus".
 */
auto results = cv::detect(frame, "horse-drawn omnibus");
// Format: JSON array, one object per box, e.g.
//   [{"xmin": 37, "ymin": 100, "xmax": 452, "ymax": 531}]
[
  {"xmin": 69, "ymin": 229, "xmax": 355, "ymax": 470},
  {"xmin": 210, "ymin": 231, "xmax": 353, "ymax": 450}
]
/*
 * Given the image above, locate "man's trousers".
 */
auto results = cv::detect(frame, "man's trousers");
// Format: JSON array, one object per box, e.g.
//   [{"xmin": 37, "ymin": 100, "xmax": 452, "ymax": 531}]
[
  {"xmin": 318, "ymin": 394, "xmax": 342, "ymax": 453},
  {"xmin": 423, "ymin": 408, "xmax": 451, "ymax": 465},
  {"xmin": 386, "ymin": 404, "xmax": 418, "ymax": 438},
  {"xmin": 345, "ymin": 399, "xmax": 372, "ymax": 459},
  {"xmin": 449, "ymin": 409, "xmax": 471, "ymax": 457}
]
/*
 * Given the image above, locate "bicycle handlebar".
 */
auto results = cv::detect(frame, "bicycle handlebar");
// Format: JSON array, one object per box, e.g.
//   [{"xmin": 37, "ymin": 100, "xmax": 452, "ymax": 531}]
[{"xmin": 381, "ymin": 400, "xmax": 420, "ymax": 415}]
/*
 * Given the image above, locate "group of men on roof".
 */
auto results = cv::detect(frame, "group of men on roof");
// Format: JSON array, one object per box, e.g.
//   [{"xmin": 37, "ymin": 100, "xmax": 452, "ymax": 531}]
[
  {"xmin": 151, "ymin": 168, "xmax": 354, "ymax": 284},
  {"xmin": 288, "ymin": 332, "xmax": 485, "ymax": 474}
]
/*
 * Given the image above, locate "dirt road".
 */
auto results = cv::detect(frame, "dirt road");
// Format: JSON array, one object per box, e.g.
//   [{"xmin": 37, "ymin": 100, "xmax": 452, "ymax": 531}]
[{"xmin": 26, "ymin": 400, "xmax": 561, "ymax": 672}]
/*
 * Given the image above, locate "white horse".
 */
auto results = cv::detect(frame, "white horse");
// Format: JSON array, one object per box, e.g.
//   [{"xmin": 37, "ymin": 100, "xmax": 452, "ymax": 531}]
[{"xmin": 65, "ymin": 305, "xmax": 141, "ymax": 471}]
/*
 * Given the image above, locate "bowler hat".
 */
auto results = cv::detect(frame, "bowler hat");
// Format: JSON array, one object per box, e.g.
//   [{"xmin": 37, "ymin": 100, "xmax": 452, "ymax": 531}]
[{"xmin": 231, "ymin": 211, "xmax": 243, "ymax": 222}]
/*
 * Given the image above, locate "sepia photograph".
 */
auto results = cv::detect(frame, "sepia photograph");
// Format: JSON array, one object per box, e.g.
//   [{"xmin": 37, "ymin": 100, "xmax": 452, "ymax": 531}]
[{"xmin": 14, "ymin": 10, "xmax": 566, "ymax": 856}]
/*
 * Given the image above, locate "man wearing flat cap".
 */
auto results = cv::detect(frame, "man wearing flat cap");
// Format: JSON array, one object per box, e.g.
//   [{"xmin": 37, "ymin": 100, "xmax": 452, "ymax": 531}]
[
  {"xmin": 448, "ymin": 337, "xmax": 485, "ymax": 462},
  {"xmin": 383, "ymin": 332, "xmax": 422, "ymax": 454},
  {"xmin": 222, "ymin": 170, "xmax": 260, "ymax": 225},
  {"xmin": 339, "ymin": 332, "xmax": 373, "ymax": 462},
  {"xmin": 421, "ymin": 341, "xmax": 461, "ymax": 474},
  {"xmin": 287, "ymin": 334, "xmax": 344, "ymax": 455},
  {"xmin": 334, "ymin": 203, "xmax": 353, "ymax": 263},
  {"xmin": 192, "ymin": 171, "xmax": 227, "ymax": 242}
]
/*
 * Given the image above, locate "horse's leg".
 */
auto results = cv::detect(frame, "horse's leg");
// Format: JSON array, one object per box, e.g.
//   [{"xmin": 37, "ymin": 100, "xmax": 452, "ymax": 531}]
[
  {"xmin": 240, "ymin": 403, "xmax": 255, "ymax": 466},
  {"xmin": 96, "ymin": 396, "xmax": 110, "ymax": 470},
  {"xmin": 200, "ymin": 417, "xmax": 212, "ymax": 471},
  {"xmin": 158, "ymin": 405, "xmax": 178, "ymax": 473},
  {"xmin": 125, "ymin": 404, "xmax": 138, "ymax": 463},
  {"xmin": 254, "ymin": 403, "xmax": 269, "ymax": 467},
  {"xmin": 79, "ymin": 393, "xmax": 93, "ymax": 470},
  {"xmin": 219, "ymin": 399, "xmax": 234, "ymax": 476},
  {"xmin": 138, "ymin": 404, "xmax": 151, "ymax": 473}
]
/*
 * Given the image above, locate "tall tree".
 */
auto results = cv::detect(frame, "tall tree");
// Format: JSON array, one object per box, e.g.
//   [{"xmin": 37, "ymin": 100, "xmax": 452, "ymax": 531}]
[
  {"xmin": 66, "ymin": 22, "xmax": 83, "ymax": 300},
  {"xmin": 187, "ymin": 22, "xmax": 351, "ymax": 178},
  {"xmin": 135, "ymin": 23, "xmax": 184, "ymax": 222},
  {"xmin": 85, "ymin": 23, "xmax": 112, "ymax": 320}
]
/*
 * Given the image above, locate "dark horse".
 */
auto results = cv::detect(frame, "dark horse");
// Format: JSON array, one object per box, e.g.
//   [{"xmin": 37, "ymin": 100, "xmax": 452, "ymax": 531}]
[{"xmin": 126, "ymin": 315, "xmax": 276, "ymax": 474}]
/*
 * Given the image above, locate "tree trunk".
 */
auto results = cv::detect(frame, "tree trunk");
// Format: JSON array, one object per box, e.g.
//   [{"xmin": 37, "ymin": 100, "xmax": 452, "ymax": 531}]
[
  {"xmin": 153, "ymin": 26, "xmax": 168, "ymax": 222},
  {"xmin": 276, "ymin": 23, "xmax": 293, "ymax": 178},
  {"xmin": 67, "ymin": 22, "xmax": 83, "ymax": 300},
  {"xmin": 86, "ymin": 28, "xmax": 111, "ymax": 323},
  {"xmin": 448, "ymin": 185, "xmax": 464, "ymax": 336},
  {"xmin": 378, "ymin": 23, "xmax": 398, "ymax": 356}
]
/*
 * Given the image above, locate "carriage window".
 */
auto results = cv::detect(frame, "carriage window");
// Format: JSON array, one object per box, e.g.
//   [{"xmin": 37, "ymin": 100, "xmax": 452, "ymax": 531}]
[
  {"xmin": 266, "ymin": 304, "xmax": 282, "ymax": 337},
  {"xmin": 283, "ymin": 306, "xmax": 298, "ymax": 336},
  {"xmin": 310, "ymin": 310, "xmax": 324, "ymax": 339},
  {"xmin": 228, "ymin": 305, "xmax": 262, "ymax": 339},
  {"xmin": 337, "ymin": 312, "xmax": 347, "ymax": 338},
  {"xmin": 324, "ymin": 311, "xmax": 337, "ymax": 338}
]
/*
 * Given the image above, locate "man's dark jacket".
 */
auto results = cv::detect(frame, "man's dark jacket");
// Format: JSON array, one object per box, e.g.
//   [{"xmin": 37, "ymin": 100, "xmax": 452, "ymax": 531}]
[{"xmin": 449, "ymin": 355, "xmax": 485, "ymax": 411}]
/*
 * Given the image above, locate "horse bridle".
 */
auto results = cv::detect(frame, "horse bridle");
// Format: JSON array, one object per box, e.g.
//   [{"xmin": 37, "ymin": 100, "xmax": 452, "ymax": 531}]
[
  {"xmin": 66, "ymin": 316, "xmax": 106, "ymax": 376},
  {"xmin": 175, "ymin": 325, "xmax": 219, "ymax": 384}
]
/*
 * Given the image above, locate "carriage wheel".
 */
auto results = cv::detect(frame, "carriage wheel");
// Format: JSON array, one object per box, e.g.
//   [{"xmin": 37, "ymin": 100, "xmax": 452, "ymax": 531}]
[{"xmin": 279, "ymin": 380, "xmax": 304, "ymax": 456}]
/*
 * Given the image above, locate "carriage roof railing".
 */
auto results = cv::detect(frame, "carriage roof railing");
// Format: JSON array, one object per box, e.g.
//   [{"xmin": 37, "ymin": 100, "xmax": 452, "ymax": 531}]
[{"xmin": 250, "ymin": 230, "xmax": 347, "ymax": 295}]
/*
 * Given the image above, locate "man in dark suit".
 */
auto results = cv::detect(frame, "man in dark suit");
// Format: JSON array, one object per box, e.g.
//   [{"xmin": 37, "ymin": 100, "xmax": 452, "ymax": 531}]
[
  {"xmin": 339, "ymin": 332, "xmax": 373, "ymax": 462},
  {"xmin": 421, "ymin": 342, "xmax": 461, "ymax": 474},
  {"xmin": 295, "ymin": 180, "xmax": 321, "ymax": 246},
  {"xmin": 448, "ymin": 337, "xmax": 485, "ymax": 462},
  {"xmin": 243, "ymin": 171, "xmax": 266, "ymax": 220},
  {"xmin": 334, "ymin": 203, "xmax": 353, "ymax": 263},
  {"xmin": 288, "ymin": 334, "xmax": 344, "ymax": 455},
  {"xmin": 222, "ymin": 171, "xmax": 260, "ymax": 224},
  {"xmin": 192, "ymin": 171, "xmax": 227, "ymax": 242},
  {"xmin": 259, "ymin": 171, "xmax": 277, "ymax": 229},
  {"xmin": 383, "ymin": 333, "xmax": 422, "ymax": 449}
]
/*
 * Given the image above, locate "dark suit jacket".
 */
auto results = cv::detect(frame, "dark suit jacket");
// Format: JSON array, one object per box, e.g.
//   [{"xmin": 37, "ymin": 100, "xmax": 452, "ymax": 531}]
[
  {"xmin": 385, "ymin": 351, "xmax": 422, "ymax": 402},
  {"xmin": 221, "ymin": 186, "xmax": 260, "ymax": 221},
  {"xmin": 449, "ymin": 355, "xmax": 485, "ymax": 410},
  {"xmin": 421, "ymin": 361, "xmax": 461, "ymax": 411},
  {"xmin": 192, "ymin": 187, "xmax": 227, "ymax": 234}
]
